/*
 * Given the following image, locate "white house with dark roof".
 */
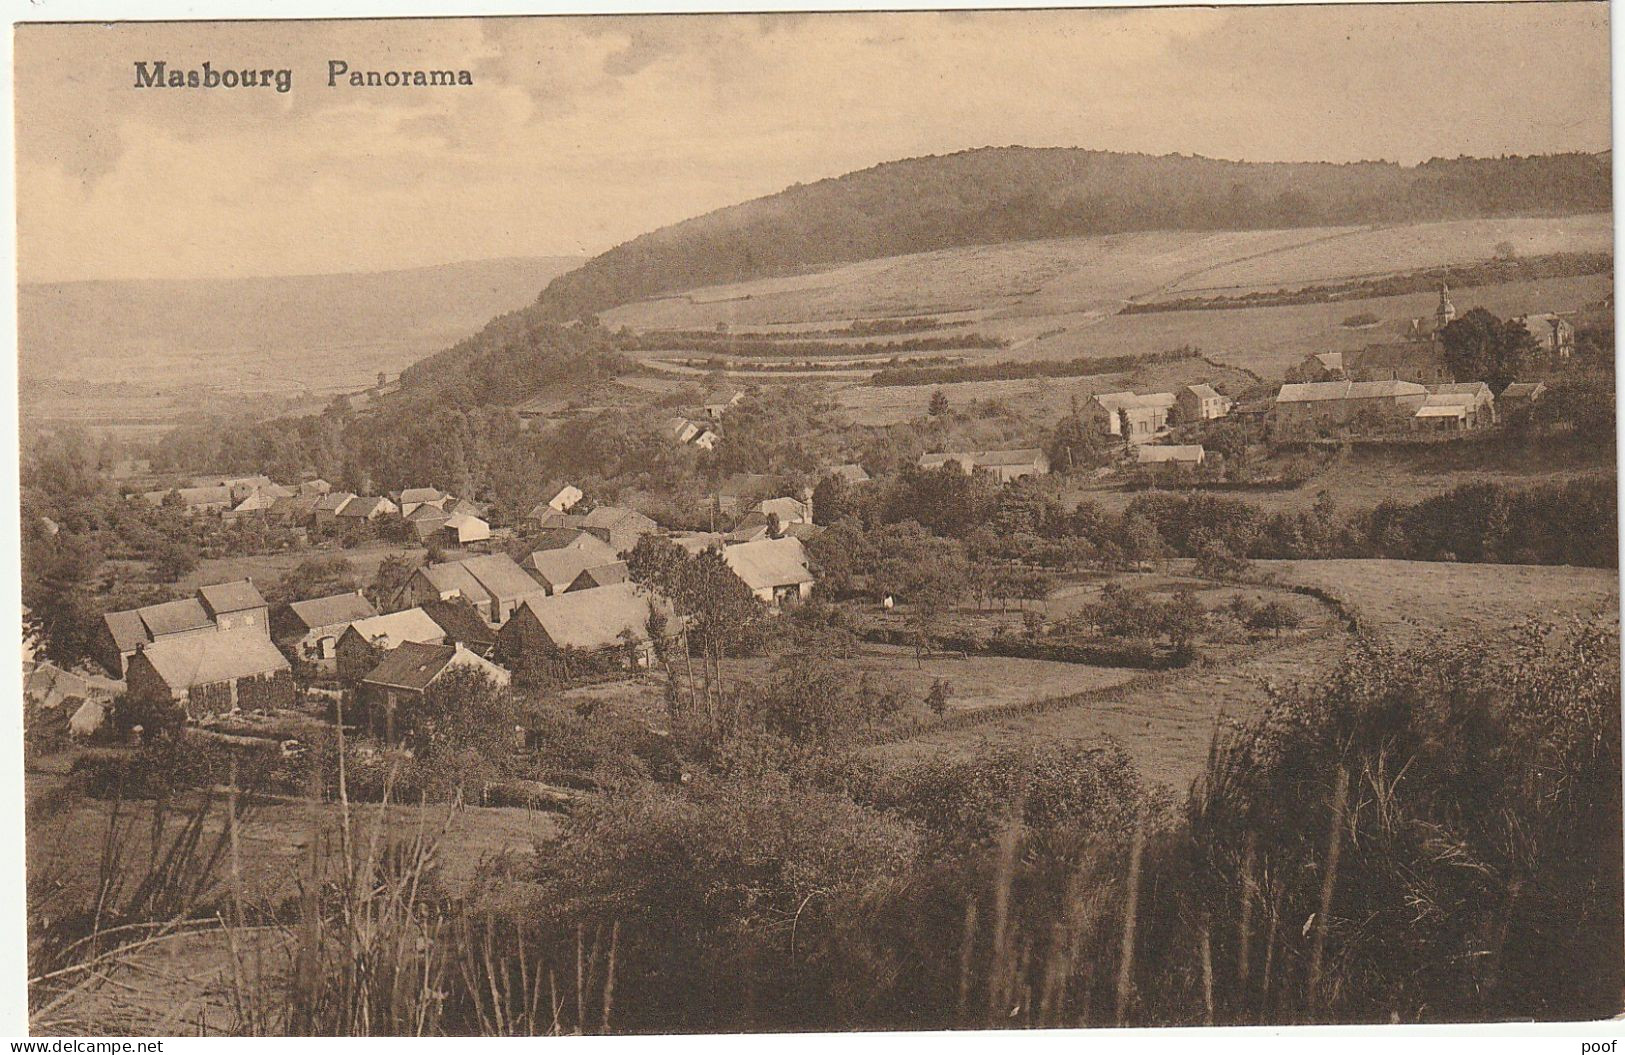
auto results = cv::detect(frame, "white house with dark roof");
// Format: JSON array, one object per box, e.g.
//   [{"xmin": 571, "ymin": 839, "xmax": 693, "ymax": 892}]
[
  {"xmin": 919, "ymin": 448, "xmax": 1051, "ymax": 483},
  {"xmin": 272, "ymin": 591, "xmax": 379, "ymax": 669},
  {"xmin": 125, "ymin": 626, "xmax": 293, "ymax": 718},
  {"xmin": 99, "ymin": 580, "xmax": 269, "ymax": 678},
  {"xmin": 722, "ymin": 536, "xmax": 815, "ymax": 607}
]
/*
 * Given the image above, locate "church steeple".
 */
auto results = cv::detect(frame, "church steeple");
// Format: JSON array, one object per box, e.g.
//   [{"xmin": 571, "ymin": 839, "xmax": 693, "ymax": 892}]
[{"xmin": 1434, "ymin": 283, "xmax": 1456, "ymax": 333}]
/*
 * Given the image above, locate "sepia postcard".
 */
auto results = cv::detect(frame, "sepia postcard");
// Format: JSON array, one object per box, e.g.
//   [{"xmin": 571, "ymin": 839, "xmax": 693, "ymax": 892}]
[{"xmin": 10, "ymin": 1, "xmax": 1621, "ymax": 1039}]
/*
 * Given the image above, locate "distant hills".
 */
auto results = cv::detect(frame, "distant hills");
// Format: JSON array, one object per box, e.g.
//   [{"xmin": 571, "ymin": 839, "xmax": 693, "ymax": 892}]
[
  {"xmin": 531, "ymin": 147, "xmax": 1612, "ymax": 322},
  {"xmin": 19, "ymin": 255, "xmax": 584, "ymax": 390}
]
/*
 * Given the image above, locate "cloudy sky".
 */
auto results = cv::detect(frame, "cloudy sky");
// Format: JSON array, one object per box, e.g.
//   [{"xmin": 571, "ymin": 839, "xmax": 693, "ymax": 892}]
[{"xmin": 14, "ymin": 4, "xmax": 1612, "ymax": 283}]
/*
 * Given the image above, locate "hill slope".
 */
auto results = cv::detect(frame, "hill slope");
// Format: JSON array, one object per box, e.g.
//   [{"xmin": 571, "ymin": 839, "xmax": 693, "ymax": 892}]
[{"xmin": 533, "ymin": 147, "xmax": 1611, "ymax": 321}]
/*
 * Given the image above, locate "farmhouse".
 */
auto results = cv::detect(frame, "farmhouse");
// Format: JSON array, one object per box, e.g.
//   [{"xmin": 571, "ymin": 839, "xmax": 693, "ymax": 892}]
[
  {"xmin": 1514, "ymin": 313, "xmax": 1575, "ymax": 360},
  {"xmin": 664, "ymin": 416, "xmax": 702, "ymax": 445},
  {"xmin": 269, "ymin": 492, "xmax": 323, "ymax": 526},
  {"xmin": 497, "ymin": 582, "xmax": 670, "ymax": 671},
  {"xmin": 714, "ymin": 473, "xmax": 778, "ymax": 517},
  {"xmin": 723, "ymin": 536, "xmax": 815, "ymax": 607},
  {"xmin": 125, "ymin": 627, "xmax": 294, "ymax": 719},
  {"xmin": 1175, "ymin": 384, "xmax": 1230, "ymax": 422},
  {"xmin": 298, "ymin": 479, "xmax": 331, "ymax": 496},
  {"xmin": 1499, "ymin": 381, "xmax": 1547, "ymax": 422},
  {"xmin": 358, "ymin": 641, "xmax": 511, "ymax": 742},
  {"xmin": 1082, "ymin": 392, "xmax": 1176, "ymax": 443},
  {"xmin": 335, "ymin": 607, "xmax": 449, "ymax": 680},
  {"xmin": 272, "ymin": 591, "xmax": 378, "ymax": 669},
  {"xmin": 223, "ymin": 490, "xmax": 279, "ymax": 522},
  {"xmin": 1273, "ymin": 380, "xmax": 1429, "ymax": 429},
  {"xmin": 398, "ymin": 487, "xmax": 446, "ymax": 508},
  {"xmin": 580, "ymin": 506, "xmax": 659, "ymax": 553},
  {"xmin": 544, "ymin": 484, "xmax": 584, "ymax": 514},
  {"xmin": 1136, "ymin": 444, "xmax": 1206, "ymax": 466},
  {"xmin": 919, "ymin": 448, "xmax": 1051, "ymax": 483},
  {"xmin": 100, "ymin": 579, "xmax": 269, "ymax": 677}
]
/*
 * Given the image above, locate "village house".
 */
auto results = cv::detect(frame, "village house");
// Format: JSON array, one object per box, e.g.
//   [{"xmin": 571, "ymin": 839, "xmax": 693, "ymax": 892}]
[
  {"xmin": 727, "ymin": 513, "xmax": 772, "ymax": 545},
  {"xmin": 419, "ymin": 598, "xmax": 501, "ymax": 658},
  {"xmin": 691, "ymin": 426, "xmax": 719, "ymax": 451},
  {"xmin": 405, "ymin": 503, "xmax": 452, "ymax": 539},
  {"xmin": 269, "ymin": 492, "xmax": 322, "ymax": 527},
  {"xmin": 527, "ymin": 529, "xmax": 620, "ymax": 563},
  {"xmin": 523, "ymin": 547, "xmax": 624, "ymax": 595},
  {"xmin": 580, "ymin": 506, "xmax": 660, "ymax": 554},
  {"xmin": 722, "ymin": 536, "xmax": 815, "ymax": 607},
  {"xmin": 714, "ymin": 473, "xmax": 779, "ymax": 517},
  {"xmin": 441, "ymin": 513, "xmax": 492, "ymax": 545},
  {"xmin": 755, "ymin": 496, "xmax": 811, "ymax": 525},
  {"xmin": 358, "ymin": 641, "xmax": 511, "ymax": 742},
  {"xmin": 497, "ymin": 582, "xmax": 671, "ymax": 673},
  {"xmin": 919, "ymin": 448, "xmax": 1051, "ymax": 483},
  {"xmin": 1175, "ymin": 384, "xmax": 1231, "ymax": 423},
  {"xmin": 397, "ymin": 487, "xmax": 446, "ymax": 510},
  {"xmin": 100, "ymin": 580, "xmax": 269, "ymax": 678},
  {"xmin": 701, "ymin": 389, "xmax": 744, "ymax": 420},
  {"xmin": 337, "ymin": 495, "xmax": 400, "ymax": 522},
  {"xmin": 569, "ymin": 562, "xmax": 630, "ymax": 592},
  {"xmin": 782, "ymin": 521, "xmax": 825, "ymax": 542},
  {"xmin": 1272, "ymin": 380, "xmax": 1429, "ymax": 430},
  {"xmin": 1514, "ymin": 313, "xmax": 1575, "ymax": 360},
  {"xmin": 334, "ymin": 608, "xmax": 450, "ymax": 680},
  {"xmin": 827, "ymin": 463, "xmax": 870, "ymax": 485},
  {"xmin": 271, "ymin": 591, "xmax": 378, "ymax": 670},
  {"xmin": 1421, "ymin": 382, "xmax": 1496, "ymax": 428},
  {"xmin": 298, "ymin": 479, "xmax": 331, "ymax": 497},
  {"xmin": 544, "ymin": 484, "xmax": 584, "ymax": 514},
  {"xmin": 394, "ymin": 553, "xmax": 545, "ymax": 625},
  {"xmin": 1082, "ymin": 392, "xmax": 1177, "ymax": 443},
  {"xmin": 312, "ymin": 491, "xmax": 359, "ymax": 526},
  {"xmin": 1135, "ymin": 444, "xmax": 1207, "ymax": 466},
  {"xmin": 139, "ymin": 484, "xmax": 234, "ymax": 516},
  {"xmin": 664, "ymin": 416, "xmax": 702, "ymax": 445},
  {"xmin": 1499, "ymin": 381, "xmax": 1547, "ymax": 422},
  {"xmin": 222, "ymin": 490, "xmax": 280, "ymax": 522},
  {"xmin": 125, "ymin": 627, "xmax": 294, "ymax": 719}
]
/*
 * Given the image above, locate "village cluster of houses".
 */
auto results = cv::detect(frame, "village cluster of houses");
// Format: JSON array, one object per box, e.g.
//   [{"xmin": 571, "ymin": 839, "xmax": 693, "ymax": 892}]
[
  {"xmin": 140, "ymin": 474, "xmax": 500, "ymax": 546},
  {"xmin": 92, "ymin": 471, "xmax": 829, "ymax": 741},
  {"xmin": 661, "ymin": 388, "xmax": 743, "ymax": 452}
]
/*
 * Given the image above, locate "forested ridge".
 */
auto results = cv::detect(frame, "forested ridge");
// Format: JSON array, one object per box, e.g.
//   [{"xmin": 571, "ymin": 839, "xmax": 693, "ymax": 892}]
[{"xmin": 530, "ymin": 147, "xmax": 1613, "ymax": 321}]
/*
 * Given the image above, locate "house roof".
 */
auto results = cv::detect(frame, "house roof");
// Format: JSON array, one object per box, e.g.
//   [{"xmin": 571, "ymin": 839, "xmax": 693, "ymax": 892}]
[
  {"xmin": 1276, "ymin": 380, "xmax": 1427, "ymax": 403},
  {"xmin": 315, "ymin": 492, "xmax": 357, "ymax": 513},
  {"xmin": 343, "ymin": 608, "xmax": 447, "ymax": 650},
  {"xmin": 443, "ymin": 513, "xmax": 489, "ymax": 535},
  {"xmin": 1136, "ymin": 444, "xmax": 1206, "ymax": 463},
  {"xmin": 399, "ymin": 487, "xmax": 445, "ymax": 505},
  {"xmin": 445, "ymin": 498, "xmax": 485, "ymax": 518},
  {"xmin": 419, "ymin": 599, "xmax": 499, "ymax": 647},
  {"xmin": 722, "ymin": 536, "xmax": 814, "ymax": 592},
  {"xmin": 527, "ymin": 529, "xmax": 618, "ymax": 563},
  {"xmin": 1501, "ymin": 381, "xmax": 1547, "ymax": 399},
  {"xmin": 136, "ymin": 627, "xmax": 290, "ymax": 692},
  {"xmin": 198, "ymin": 580, "xmax": 266, "ymax": 615},
  {"xmin": 525, "ymin": 547, "xmax": 614, "ymax": 590},
  {"xmin": 581, "ymin": 506, "xmax": 656, "ymax": 533},
  {"xmin": 513, "ymin": 582, "xmax": 662, "ymax": 652},
  {"xmin": 25, "ymin": 662, "xmax": 92, "ymax": 709},
  {"xmin": 459, "ymin": 553, "xmax": 545, "ymax": 603},
  {"xmin": 103, "ymin": 609, "xmax": 152, "ymax": 655},
  {"xmin": 783, "ymin": 521, "xmax": 826, "ymax": 541},
  {"xmin": 137, "ymin": 598, "xmax": 214, "ymax": 639},
  {"xmin": 338, "ymin": 496, "xmax": 394, "ymax": 517},
  {"xmin": 405, "ymin": 503, "xmax": 452, "ymax": 523},
  {"xmin": 1184, "ymin": 384, "xmax": 1222, "ymax": 400},
  {"xmin": 571, "ymin": 562, "xmax": 629, "ymax": 590},
  {"xmin": 230, "ymin": 492, "xmax": 279, "ymax": 513},
  {"xmin": 1093, "ymin": 391, "xmax": 1176, "ymax": 411},
  {"xmin": 1415, "ymin": 404, "xmax": 1468, "ymax": 419},
  {"xmin": 828, "ymin": 463, "xmax": 870, "ymax": 484},
  {"xmin": 921, "ymin": 448, "xmax": 1046, "ymax": 470},
  {"xmin": 526, "ymin": 509, "xmax": 589, "ymax": 530},
  {"xmin": 360, "ymin": 640, "xmax": 459, "ymax": 692},
  {"xmin": 286, "ymin": 592, "xmax": 377, "ymax": 631}
]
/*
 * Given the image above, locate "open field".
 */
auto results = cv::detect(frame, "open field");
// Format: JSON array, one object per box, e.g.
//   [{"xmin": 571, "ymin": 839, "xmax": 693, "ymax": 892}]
[
  {"xmin": 875, "ymin": 631, "xmax": 1350, "ymax": 790},
  {"xmin": 1160, "ymin": 213, "xmax": 1612, "ymax": 296},
  {"xmin": 1261, "ymin": 558, "xmax": 1620, "ymax": 646}
]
